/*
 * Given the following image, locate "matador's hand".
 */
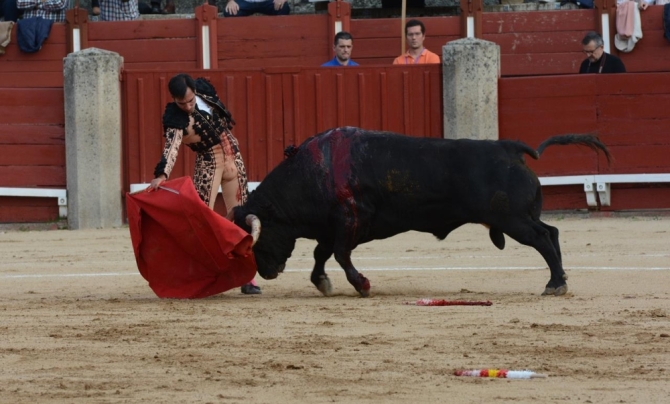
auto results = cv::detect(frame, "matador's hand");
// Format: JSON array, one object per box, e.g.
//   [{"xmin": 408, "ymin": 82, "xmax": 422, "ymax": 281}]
[{"xmin": 147, "ymin": 175, "xmax": 166, "ymax": 192}]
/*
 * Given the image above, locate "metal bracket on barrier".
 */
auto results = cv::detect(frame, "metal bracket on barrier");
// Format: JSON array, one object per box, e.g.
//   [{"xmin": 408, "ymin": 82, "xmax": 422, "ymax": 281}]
[
  {"xmin": 539, "ymin": 175, "xmax": 597, "ymax": 207},
  {"xmin": 596, "ymin": 182, "xmax": 611, "ymax": 206}
]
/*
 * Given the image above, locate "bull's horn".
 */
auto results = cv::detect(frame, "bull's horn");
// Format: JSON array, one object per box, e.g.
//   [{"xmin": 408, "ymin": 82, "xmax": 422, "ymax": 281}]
[{"xmin": 245, "ymin": 214, "xmax": 261, "ymax": 246}]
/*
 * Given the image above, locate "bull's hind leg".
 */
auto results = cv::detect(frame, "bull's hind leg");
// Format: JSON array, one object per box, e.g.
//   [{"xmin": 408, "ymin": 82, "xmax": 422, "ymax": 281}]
[
  {"xmin": 539, "ymin": 221, "xmax": 562, "ymax": 268},
  {"xmin": 333, "ymin": 248, "xmax": 370, "ymax": 297},
  {"xmin": 311, "ymin": 242, "xmax": 334, "ymax": 296},
  {"xmin": 500, "ymin": 218, "xmax": 567, "ymax": 296}
]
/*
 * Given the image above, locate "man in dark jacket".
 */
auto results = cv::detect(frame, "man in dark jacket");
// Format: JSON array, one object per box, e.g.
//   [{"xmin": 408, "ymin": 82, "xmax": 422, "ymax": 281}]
[{"xmin": 579, "ymin": 31, "xmax": 626, "ymax": 74}]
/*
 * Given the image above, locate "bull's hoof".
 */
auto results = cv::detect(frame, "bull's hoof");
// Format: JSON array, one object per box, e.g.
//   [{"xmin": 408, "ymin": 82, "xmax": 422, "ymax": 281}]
[
  {"xmin": 316, "ymin": 275, "xmax": 333, "ymax": 296},
  {"xmin": 541, "ymin": 284, "xmax": 568, "ymax": 296},
  {"xmin": 553, "ymin": 284, "xmax": 568, "ymax": 296},
  {"xmin": 358, "ymin": 276, "xmax": 371, "ymax": 298}
]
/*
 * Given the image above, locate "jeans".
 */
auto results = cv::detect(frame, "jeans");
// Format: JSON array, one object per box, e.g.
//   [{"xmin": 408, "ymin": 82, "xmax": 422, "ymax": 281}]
[{"xmin": 223, "ymin": 0, "xmax": 290, "ymax": 17}]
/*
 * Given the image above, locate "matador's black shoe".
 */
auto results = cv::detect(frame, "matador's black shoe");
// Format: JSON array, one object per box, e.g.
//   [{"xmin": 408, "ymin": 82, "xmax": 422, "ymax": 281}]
[{"xmin": 241, "ymin": 283, "xmax": 262, "ymax": 295}]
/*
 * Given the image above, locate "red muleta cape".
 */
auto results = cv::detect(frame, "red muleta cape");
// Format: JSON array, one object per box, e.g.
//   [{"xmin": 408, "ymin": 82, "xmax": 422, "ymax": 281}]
[{"xmin": 126, "ymin": 177, "xmax": 257, "ymax": 299}]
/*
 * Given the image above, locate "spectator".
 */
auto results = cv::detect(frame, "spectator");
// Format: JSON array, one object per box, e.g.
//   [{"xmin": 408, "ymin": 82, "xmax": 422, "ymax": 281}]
[
  {"xmin": 148, "ymin": 74, "xmax": 262, "ymax": 295},
  {"xmin": 223, "ymin": 0, "xmax": 289, "ymax": 17},
  {"xmin": 381, "ymin": 0, "xmax": 424, "ymax": 8},
  {"xmin": 136, "ymin": 0, "xmax": 175, "ymax": 14},
  {"xmin": 322, "ymin": 31, "xmax": 359, "ymax": 67},
  {"xmin": 393, "ymin": 19, "xmax": 440, "ymax": 65},
  {"xmin": 98, "ymin": 0, "xmax": 140, "ymax": 21},
  {"xmin": 16, "ymin": 0, "xmax": 70, "ymax": 22},
  {"xmin": 579, "ymin": 31, "xmax": 626, "ymax": 74},
  {"xmin": 1, "ymin": 0, "xmax": 23, "ymax": 22}
]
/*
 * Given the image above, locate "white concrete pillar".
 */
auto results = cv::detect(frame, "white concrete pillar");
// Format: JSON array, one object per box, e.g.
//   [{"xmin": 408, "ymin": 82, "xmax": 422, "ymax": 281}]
[
  {"xmin": 64, "ymin": 48, "xmax": 124, "ymax": 229},
  {"xmin": 442, "ymin": 38, "xmax": 500, "ymax": 140}
]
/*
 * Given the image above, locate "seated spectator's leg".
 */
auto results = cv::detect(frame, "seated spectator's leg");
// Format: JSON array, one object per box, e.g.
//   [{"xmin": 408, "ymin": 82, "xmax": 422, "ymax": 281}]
[
  {"xmin": 164, "ymin": 0, "xmax": 175, "ymax": 13},
  {"xmin": 150, "ymin": 0, "xmax": 163, "ymax": 13},
  {"xmin": 138, "ymin": 1, "xmax": 153, "ymax": 14},
  {"xmin": 2, "ymin": 0, "xmax": 21, "ymax": 22},
  {"xmin": 258, "ymin": 0, "xmax": 290, "ymax": 15},
  {"xmin": 223, "ymin": 0, "xmax": 255, "ymax": 17}
]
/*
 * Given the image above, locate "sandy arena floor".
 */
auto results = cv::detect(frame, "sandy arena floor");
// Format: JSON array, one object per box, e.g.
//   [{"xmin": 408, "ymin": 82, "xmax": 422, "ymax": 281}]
[{"xmin": 1, "ymin": 215, "xmax": 669, "ymax": 403}]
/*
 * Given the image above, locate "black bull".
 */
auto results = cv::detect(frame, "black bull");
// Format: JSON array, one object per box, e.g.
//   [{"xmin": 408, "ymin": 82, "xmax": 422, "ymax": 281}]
[{"xmin": 232, "ymin": 127, "xmax": 611, "ymax": 297}]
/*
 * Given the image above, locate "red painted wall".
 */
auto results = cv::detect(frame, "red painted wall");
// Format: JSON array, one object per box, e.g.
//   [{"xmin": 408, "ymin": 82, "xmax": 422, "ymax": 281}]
[
  {"xmin": 122, "ymin": 65, "xmax": 442, "ymax": 188},
  {"xmin": 351, "ymin": 17, "xmax": 461, "ymax": 65},
  {"xmin": 482, "ymin": 7, "xmax": 670, "ymax": 76},
  {"xmin": 2, "ymin": 10, "xmax": 670, "ymax": 222},
  {"xmin": 0, "ymin": 24, "xmax": 66, "ymax": 222},
  {"xmin": 499, "ymin": 73, "xmax": 670, "ymax": 210},
  {"xmin": 216, "ymin": 15, "xmax": 331, "ymax": 68},
  {"xmin": 88, "ymin": 19, "xmax": 198, "ymax": 70}
]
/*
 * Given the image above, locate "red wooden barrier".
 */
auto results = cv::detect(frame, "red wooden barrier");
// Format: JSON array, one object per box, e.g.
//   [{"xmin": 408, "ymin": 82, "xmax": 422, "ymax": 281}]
[
  {"xmin": 0, "ymin": 24, "xmax": 67, "ymax": 87},
  {"xmin": 500, "ymin": 73, "xmax": 670, "ymax": 211},
  {"xmin": 351, "ymin": 16, "xmax": 461, "ymax": 65},
  {"xmin": 3, "ymin": 9, "xmax": 670, "ymax": 222},
  {"xmin": 88, "ymin": 19, "xmax": 198, "ymax": 70},
  {"xmin": 122, "ymin": 65, "xmax": 443, "ymax": 190},
  {"xmin": 482, "ymin": 10, "xmax": 598, "ymax": 76},
  {"xmin": 216, "ymin": 15, "xmax": 330, "ymax": 69},
  {"xmin": 0, "ymin": 24, "xmax": 67, "ymax": 222}
]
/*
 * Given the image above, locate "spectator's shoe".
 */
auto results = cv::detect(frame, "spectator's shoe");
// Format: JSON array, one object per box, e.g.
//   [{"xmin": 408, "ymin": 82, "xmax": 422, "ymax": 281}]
[
  {"xmin": 151, "ymin": 5, "xmax": 162, "ymax": 14},
  {"xmin": 163, "ymin": 3, "xmax": 175, "ymax": 14},
  {"xmin": 241, "ymin": 283, "xmax": 262, "ymax": 295}
]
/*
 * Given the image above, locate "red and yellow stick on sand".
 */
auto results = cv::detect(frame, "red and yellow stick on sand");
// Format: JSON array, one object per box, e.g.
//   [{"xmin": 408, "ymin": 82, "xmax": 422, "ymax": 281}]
[
  {"xmin": 454, "ymin": 369, "xmax": 547, "ymax": 379},
  {"xmin": 405, "ymin": 299, "xmax": 492, "ymax": 306}
]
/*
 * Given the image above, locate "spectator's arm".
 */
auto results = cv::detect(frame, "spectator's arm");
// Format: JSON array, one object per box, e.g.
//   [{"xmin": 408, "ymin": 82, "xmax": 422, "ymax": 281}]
[
  {"xmin": 225, "ymin": 0, "xmax": 239, "ymax": 15},
  {"xmin": 17, "ymin": 0, "xmax": 40, "ymax": 10},
  {"xmin": 41, "ymin": 0, "xmax": 68, "ymax": 11}
]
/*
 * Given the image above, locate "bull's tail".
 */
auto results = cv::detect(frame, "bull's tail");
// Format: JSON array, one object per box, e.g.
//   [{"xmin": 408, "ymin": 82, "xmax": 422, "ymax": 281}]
[{"xmin": 537, "ymin": 134, "xmax": 612, "ymax": 164}]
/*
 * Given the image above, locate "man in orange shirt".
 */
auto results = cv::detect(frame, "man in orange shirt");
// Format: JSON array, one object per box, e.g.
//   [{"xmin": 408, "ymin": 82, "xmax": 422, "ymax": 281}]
[{"xmin": 393, "ymin": 19, "xmax": 441, "ymax": 65}]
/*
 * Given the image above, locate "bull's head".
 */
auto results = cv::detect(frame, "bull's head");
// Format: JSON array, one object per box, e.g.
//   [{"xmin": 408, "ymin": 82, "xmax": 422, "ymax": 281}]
[{"xmin": 231, "ymin": 202, "xmax": 296, "ymax": 280}]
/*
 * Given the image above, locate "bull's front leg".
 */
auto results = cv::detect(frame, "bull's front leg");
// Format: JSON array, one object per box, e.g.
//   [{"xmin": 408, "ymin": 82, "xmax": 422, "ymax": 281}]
[
  {"xmin": 333, "ymin": 249, "xmax": 371, "ymax": 297},
  {"xmin": 311, "ymin": 242, "xmax": 334, "ymax": 296}
]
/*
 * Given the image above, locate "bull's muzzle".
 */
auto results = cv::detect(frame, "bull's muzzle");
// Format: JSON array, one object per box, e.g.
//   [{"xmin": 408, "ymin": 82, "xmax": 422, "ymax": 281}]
[{"xmin": 260, "ymin": 263, "xmax": 285, "ymax": 280}]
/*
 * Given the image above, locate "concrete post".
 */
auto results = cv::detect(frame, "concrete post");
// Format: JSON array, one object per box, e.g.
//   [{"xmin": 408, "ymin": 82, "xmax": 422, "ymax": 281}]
[
  {"xmin": 442, "ymin": 38, "xmax": 500, "ymax": 140},
  {"xmin": 64, "ymin": 48, "xmax": 124, "ymax": 229}
]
